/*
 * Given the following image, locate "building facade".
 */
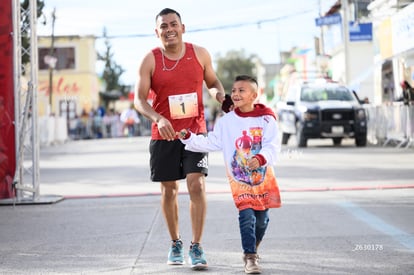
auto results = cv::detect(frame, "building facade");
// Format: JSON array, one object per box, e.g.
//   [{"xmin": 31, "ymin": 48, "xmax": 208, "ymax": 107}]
[
  {"xmin": 369, "ymin": 0, "xmax": 414, "ymax": 104},
  {"xmin": 37, "ymin": 35, "xmax": 100, "ymax": 119}
]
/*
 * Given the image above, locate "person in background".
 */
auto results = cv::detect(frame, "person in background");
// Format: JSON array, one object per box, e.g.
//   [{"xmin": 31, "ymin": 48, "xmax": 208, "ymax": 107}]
[
  {"xmin": 120, "ymin": 103, "xmax": 140, "ymax": 137},
  {"xmin": 102, "ymin": 109, "xmax": 113, "ymax": 138},
  {"xmin": 79, "ymin": 109, "xmax": 90, "ymax": 139},
  {"xmin": 134, "ymin": 7, "xmax": 231, "ymax": 270},
  {"xmin": 68, "ymin": 114, "xmax": 80, "ymax": 140},
  {"xmin": 92, "ymin": 109, "xmax": 103, "ymax": 138},
  {"xmin": 178, "ymin": 75, "xmax": 281, "ymax": 274},
  {"xmin": 400, "ymin": 80, "xmax": 414, "ymax": 105}
]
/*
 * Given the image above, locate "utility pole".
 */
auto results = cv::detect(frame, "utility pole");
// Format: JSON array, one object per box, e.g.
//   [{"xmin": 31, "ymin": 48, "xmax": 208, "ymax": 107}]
[
  {"xmin": 319, "ymin": 0, "xmax": 325, "ymax": 55},
  {"xmin": 48, "ymin": 7, "xmax": 56, "ymax": 114},
  {"xmin": 341, "ymin": 0, "xmax": 351, "ymax": 85}
]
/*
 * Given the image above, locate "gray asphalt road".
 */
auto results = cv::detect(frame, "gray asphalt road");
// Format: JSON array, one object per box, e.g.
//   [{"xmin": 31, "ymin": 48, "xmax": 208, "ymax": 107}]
[{"xmin": 0, "ymin": 137, "xmax": 413, "ymax": 274}]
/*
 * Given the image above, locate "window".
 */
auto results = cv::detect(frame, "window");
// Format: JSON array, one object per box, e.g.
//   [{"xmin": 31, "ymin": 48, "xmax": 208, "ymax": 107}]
[
  {"xmin": 59, "ymin": 100, "xmax": 77, "ymax": 119},
  {"xmin": 301, "ymin": 87, "xmax": 354, "ymax": 102},
  {"xmin": 39, "ymin": 47, "xmax": 75, "ymax": 70}
]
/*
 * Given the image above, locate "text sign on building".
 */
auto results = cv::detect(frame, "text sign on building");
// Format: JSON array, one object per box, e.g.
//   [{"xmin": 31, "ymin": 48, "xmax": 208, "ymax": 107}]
[
  {"xmin": 315, "ymin": 13, "xmax": 341, "ymax": 26},
  {"xmin": 349, "ymin": 22, "xmax": 372, "ymax": 41}
]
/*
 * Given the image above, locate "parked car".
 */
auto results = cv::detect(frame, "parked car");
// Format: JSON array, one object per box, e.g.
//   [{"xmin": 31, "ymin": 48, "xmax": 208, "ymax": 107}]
[{"xmin": 276, "ymin": 79, "xmax": 367, "ymax": 147}]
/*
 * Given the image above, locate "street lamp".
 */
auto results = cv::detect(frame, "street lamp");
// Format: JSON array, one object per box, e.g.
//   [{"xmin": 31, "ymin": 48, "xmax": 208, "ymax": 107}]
[
  {"xmin": 341, "ymin": 0, "xmax": 351, "ymax": 85},
  {"xmin": 47, "ymin": 7, "xmax": 56, "ymax": 115},
  {"xmin": 44, "ymin": 54, "xmax": 57, "ymax": 114}
]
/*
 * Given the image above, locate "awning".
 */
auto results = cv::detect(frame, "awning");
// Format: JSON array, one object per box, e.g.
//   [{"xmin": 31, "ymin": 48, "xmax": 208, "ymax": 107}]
[{"xmin": 99, "ymin": 90, "xmax": 122, "ymax": 100}]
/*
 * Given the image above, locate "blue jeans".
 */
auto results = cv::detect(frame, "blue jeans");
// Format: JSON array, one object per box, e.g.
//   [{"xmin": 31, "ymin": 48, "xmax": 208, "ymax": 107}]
[{"xmin": 238, "ymin": 208, "xmax": 270, "ymax": 254}]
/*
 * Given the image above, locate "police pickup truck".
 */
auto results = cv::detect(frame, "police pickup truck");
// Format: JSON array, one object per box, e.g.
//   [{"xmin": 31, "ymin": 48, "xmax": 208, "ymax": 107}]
[{"xmin": 276, "ymin": 80, "xmax": 367, "ymax": 147}]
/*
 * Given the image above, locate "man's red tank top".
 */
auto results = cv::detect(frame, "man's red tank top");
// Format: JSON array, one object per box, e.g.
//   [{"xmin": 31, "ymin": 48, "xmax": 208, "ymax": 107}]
[{"xmin": 150, "ymin": 42, "xmax": 206, "ymax": 140}]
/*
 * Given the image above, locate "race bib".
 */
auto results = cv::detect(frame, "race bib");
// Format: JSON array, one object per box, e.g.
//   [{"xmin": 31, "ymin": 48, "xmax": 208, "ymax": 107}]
[{"xmin": 168, "ymin": 92, "xmax": 199, "ymax": 119}]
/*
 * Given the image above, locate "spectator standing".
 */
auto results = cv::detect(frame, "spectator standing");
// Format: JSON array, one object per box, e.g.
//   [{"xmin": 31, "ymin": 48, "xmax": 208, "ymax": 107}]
[{"xmin": 120, "ymin": 103, "xmax": 141, "ymax": 137}]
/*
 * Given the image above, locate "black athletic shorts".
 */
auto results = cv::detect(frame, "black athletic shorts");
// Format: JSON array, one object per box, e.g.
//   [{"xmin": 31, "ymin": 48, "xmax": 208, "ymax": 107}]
[{"xmin": 149, "ymin": 139, "xmax": 208, "ymax": 182}]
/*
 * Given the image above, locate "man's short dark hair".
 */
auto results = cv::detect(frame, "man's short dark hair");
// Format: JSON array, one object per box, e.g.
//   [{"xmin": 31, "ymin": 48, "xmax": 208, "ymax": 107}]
[
  {"xmin": 156, "ymin": 8, "xmax": 181, "ymax": 22},
  {"xmin": 235, "ymin": 75, "xmax": 258, "ymax": 86}
]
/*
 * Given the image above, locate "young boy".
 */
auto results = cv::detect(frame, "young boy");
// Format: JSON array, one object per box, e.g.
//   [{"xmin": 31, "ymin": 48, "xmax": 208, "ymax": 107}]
[{"xmin": 177, "ymin": 75, "xmax": 281, "ymax": 274}]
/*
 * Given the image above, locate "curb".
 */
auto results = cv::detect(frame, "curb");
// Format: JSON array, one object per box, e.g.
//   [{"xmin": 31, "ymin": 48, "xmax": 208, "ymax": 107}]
[{"xmin": 62, "ymin": 184, "xmax": 414, "ymax": 200}]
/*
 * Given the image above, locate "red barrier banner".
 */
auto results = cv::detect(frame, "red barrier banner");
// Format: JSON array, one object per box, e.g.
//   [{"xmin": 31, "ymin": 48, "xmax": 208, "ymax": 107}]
[{"xmin": 0, "ymin": 0, "xmax": 16, "ymax": 198}]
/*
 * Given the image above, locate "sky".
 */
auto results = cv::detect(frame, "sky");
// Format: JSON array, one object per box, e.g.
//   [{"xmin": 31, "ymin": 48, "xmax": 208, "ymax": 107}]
[{"xmin": 37, "ymin": 0, "xmax": 336, "ymax": 85}]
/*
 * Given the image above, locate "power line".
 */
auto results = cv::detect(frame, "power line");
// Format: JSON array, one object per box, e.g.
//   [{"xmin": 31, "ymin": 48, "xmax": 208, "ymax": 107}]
[{"xmin": 99, "ymin": 9, "xmax": 315, "ymax": 39}]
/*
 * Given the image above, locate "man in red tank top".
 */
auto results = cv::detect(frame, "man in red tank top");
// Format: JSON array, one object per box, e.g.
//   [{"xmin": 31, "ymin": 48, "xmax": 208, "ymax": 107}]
[{"xmin": 134, "ymin": 8, "xmax": 229, "ymax": 270}]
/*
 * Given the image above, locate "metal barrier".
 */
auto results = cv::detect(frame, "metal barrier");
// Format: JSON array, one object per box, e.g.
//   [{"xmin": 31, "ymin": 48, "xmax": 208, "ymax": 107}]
[
  {"xmin": 38, "ymin": 104, "xmax": 412, "ymax": 149},
  {"xmin": 364, "ymin": 103, "xmax": 413, "ymax": 149},
  {"xmin": 38, "ymin": 114, "xmax": 153, "ymax": 145}
]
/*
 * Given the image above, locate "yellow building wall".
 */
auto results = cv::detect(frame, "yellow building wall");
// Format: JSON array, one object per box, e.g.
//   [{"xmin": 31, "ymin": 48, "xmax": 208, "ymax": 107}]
[
  {"xmin": 37, "ymin": 35, "xmax": 100, "ymax": 116},
  {"xmin": 377, "ymin": 18, "xmax": 393, "ymax": 60}
]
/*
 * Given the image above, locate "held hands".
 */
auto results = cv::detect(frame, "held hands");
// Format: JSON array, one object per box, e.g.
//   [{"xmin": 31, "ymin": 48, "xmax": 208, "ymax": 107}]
[
  {"xmin": 176, "ymin": 129, "xmax": 190, "ymax": 139},
  {"xmin": 157, "ymin": 116, "xmax": 190, "ymax": 141},
  {"xmin": 156, "ymin": 117, "xmax": 177, "ymax": 141}
]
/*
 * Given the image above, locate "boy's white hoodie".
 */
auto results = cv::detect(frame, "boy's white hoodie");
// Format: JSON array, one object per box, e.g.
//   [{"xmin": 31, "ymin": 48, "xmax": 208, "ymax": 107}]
[{"xmin": 181, "ymin": 104, "xmax": 282, "ymax": 211}]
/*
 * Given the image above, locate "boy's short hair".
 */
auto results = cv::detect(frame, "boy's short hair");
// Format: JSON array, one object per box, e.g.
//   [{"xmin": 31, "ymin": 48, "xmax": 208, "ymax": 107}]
[
  {"xmin": 235, "ymin": 75, "xmax": 258, "ymax": 87},
  {"xmin": 156, "ymin": 8, "xmax": 181, "ymax": 22}
]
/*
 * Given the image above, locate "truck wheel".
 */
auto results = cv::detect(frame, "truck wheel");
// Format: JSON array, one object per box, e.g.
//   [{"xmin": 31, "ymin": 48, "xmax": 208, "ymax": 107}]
[
  {"xmin": 296, "ymin": 122, "xmax": 307, "ymax": 147},
  {"xmin": 282, "ymin": 133, "xmax": 290, "ymax": 145},
  {"xmin": 333, "ymin": 138, "xmax": 342, "ymax": 146},
  {"xmin": 355, "ymin": 135, "xmax": 367, "ymax": 147}
]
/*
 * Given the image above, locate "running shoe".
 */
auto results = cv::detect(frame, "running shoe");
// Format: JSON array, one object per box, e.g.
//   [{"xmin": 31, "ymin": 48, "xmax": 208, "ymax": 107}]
[
  {"xmin": 167, "ymin": 239, "xmax": 184, "ymax": 265},
  {"xmin": 188, "ymin": 243, "xmax": 208, "ymax": 270}
]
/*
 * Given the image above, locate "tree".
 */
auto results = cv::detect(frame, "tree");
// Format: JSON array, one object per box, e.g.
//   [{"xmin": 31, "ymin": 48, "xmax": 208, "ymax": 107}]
[
  {"xmin": 215, "ymin": 49, "xmax": 258, "ymax": 92},
  {"xmin": 21, "ymin": 0, "xmax": 45, "ymax": 66},
  {"xmin": 97, "ymin": 28, "xmax": 126, "ymax": 107},
  {"xmin": 98, "ymin": 28, "xmax": 125, "ymax": 91}
]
